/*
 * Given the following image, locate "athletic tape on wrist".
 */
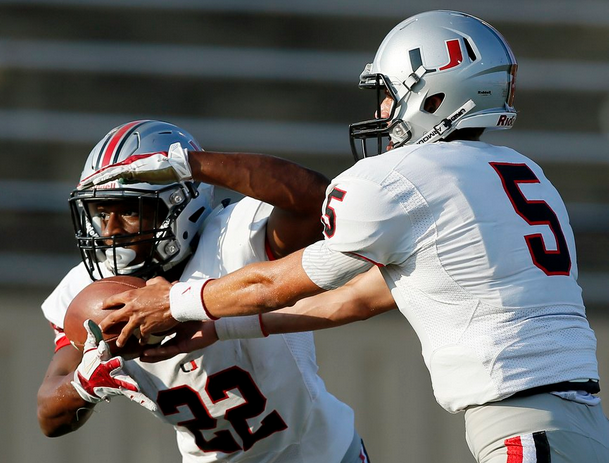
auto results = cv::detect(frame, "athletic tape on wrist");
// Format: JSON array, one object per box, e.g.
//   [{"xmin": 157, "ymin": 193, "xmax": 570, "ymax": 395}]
[
  {"xmin": 169, "ymin": 279, "xmax": 217, "ymax": 322},
  {"xmin": 214, "ymin": 315, "xmax": 268, "ymax": 340}
]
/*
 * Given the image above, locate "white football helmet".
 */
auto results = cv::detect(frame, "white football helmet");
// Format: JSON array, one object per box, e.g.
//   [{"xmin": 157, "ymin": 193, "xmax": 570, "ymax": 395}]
[
  {"xmin": 69, "ymin": 120, "xmax": 214, "ymax": 280},
  {"xmin": 349, "ymin": 10, "xmax": 518, "ymax": 159}
]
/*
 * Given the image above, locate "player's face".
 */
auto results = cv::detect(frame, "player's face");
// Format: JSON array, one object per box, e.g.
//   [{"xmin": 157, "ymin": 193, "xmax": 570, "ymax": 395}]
[
  {"xmin": 377, "ymin": 90, "xmax": 394, "ymax": 120},
  {"xmin": 89, "ymin": 199, "xmax": 157, "ymax": 262},
  {"xmin": 376, "ymin": 88, "xmax": 395, "ymax": 151}
]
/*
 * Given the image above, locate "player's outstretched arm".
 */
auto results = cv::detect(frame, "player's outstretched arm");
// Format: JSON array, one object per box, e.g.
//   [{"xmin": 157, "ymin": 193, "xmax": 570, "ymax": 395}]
[
  {"xmin": 188, "ymin": 147, "xmax": 330, "ymax": 257},
  {"xmin": 138, "ymin": 267, "xmax": 396, "ymax": 362},
  {"xmin": 100, "ymin": 249, "xmax": 322, "ymax": 347},
  {"xmin": 79, "ymin": 143, "xmax": 329, "ymax": 258},
  {"xmin": 261, "ymin": 266, "xmax": 397, "ymax": 334},
  {"xmin": 102, "ymin": 238, "xmax": 379, "ymax": 346}
]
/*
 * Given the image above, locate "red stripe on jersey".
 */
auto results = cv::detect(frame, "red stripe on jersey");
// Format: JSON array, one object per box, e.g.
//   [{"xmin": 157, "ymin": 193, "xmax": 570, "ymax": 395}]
[
  {"xmin": 49, "ymin": 322, "xmax": 72, "ymax": 352},
  {"xmin": 505, "ymin": 435, "xmax": 524, "ymax": 463},
  {"xmin": 347, "ymin": 252, "xmax": 385, "ymax": 267},
  {"xmin": 55, "ymin": 335, "xmax": 72, "ymax": 352},
  {"xmin": 100, "ymin": 120, "xmax": 144, "ymax": 167}
]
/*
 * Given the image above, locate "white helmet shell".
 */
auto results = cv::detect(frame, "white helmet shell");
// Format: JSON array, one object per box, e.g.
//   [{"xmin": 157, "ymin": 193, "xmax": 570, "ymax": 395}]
[{"xmin": 350, "ymin": 10, "xmax": 517, "ymax": 158}]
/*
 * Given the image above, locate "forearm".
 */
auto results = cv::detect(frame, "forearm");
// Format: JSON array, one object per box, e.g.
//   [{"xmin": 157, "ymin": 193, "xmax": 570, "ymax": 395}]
[
  {"xmin": 262, "ymin": 291, "xmax": 370, "ymax": 334},
  {"xmin": 203, "ymin": 250, "xmax": 323, "ymax": 318},
  {"xmin": 189, "ymin": 151, "xmax": 329, "ymax": 215},
  {"xmin": 37, "ymin": 373, "xmax": 94, "ymax": 437},
  {"xmin": 262, "ymin": 267, "xmax": 397, "ymax": 334}
]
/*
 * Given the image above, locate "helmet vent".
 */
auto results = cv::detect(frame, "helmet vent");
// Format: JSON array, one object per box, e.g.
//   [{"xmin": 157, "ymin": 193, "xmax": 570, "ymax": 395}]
[
  {"xmin": 188, "ymin": 206, "xmax": 207, "ymax": 223},
  {"xmin": 464, "ymin": 38, "xmax": 477, "ymax": 61}
]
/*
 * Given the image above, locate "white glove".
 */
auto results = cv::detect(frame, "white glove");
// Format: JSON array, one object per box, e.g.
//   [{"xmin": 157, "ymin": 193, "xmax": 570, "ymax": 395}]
[
  {"xmin": 71, "ymin": 320, "xmax": 157, "ymax": 412},
  {"xmin": 78, "ymin": 142, "xmax": 192, "ymax": 190}
]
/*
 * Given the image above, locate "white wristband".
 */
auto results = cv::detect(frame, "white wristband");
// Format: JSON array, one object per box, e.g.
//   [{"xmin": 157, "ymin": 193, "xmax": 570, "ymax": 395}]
[
  {"xmin": 169, "ymin": 279, "xmax": 217, "ymax": 322},
  {"xmin": 214, "ymin": 315, "xmax": 268, "ymax": 340}
]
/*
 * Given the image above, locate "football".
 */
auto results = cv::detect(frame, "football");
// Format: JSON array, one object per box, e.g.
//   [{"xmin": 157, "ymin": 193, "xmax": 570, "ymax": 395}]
[{"xmin": 63, "ymin": 275, "xmax": 164, "ymax": 359}]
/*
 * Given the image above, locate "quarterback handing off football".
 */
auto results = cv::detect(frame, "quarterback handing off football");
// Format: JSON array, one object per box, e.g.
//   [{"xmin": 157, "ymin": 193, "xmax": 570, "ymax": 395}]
[{"xmin": 64, "ymin": 276, "xmax": 164, "ymax": 359}]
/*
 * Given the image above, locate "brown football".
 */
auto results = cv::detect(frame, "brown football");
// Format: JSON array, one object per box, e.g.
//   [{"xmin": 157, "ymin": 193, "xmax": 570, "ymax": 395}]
[{"xmin": 63, "ymin": 275, "xmax": 162, "ymax": 359}]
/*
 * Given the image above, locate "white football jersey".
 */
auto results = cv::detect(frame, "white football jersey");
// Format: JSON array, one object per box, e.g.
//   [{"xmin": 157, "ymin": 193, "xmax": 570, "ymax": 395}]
[
  {"xmin": 309, "ymin": 140, "xmax": 599, "ymax": 413},
  {"xmin": 42, "ymin": 197, "xmax": 354, "ymax": 462}
]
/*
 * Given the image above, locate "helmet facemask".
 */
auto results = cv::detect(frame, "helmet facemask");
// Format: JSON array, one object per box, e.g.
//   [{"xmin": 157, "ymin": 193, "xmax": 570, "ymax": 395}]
[
  {"xmin": 349, "ymin": 72, "xmax": 412, "ymax": 161},
  {"xmin": 70, "ymin": 184, "xmax": 203, "ymax": 280}
]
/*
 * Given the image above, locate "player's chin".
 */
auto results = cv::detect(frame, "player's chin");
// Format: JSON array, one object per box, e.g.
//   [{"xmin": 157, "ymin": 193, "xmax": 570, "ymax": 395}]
[{"xmin": 386, "ymin": 141, "xmax": 394, "ymax": 151}]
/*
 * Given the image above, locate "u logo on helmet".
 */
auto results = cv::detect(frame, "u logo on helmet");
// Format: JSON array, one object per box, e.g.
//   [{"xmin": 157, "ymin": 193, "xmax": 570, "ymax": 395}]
[{"xmin": 410, "ymin": 39, "xmax": 464, "ymax": 73}]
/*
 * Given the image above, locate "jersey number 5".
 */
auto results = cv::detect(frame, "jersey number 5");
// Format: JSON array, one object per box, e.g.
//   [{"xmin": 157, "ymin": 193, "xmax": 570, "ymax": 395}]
[
  {"xmin": 490, "ymin": 162, "xmax": 571, "ymax": 276},
  {"xmin": 322, "ymin": 187, "xmax": 346, "ymax": 238}
]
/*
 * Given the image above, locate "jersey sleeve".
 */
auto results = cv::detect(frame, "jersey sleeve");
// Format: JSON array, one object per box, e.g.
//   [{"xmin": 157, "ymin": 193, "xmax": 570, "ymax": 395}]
[
  {"xmin": 181, "ymin": 197, "xmax": 274, "ymax": 281},
  {"xmin": 50, "ymin": 322, "xmax": 71, "ymax": 352},
  {"xmin": 321, "ymin": 175, "xmax": 414, "ymax": 266},
  {"xmin": 41, "ymin": 263, "xmax": 92, "ymax": 350}
]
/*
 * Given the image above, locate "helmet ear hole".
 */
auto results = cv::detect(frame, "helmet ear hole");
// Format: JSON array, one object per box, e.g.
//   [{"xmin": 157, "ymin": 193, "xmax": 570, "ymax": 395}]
[{"xmin": 424, "ymin": 94, "xmax": 445, "ymax": 114}]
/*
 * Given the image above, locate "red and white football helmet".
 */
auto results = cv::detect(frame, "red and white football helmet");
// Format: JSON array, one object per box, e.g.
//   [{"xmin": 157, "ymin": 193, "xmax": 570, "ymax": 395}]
[
  {"xmin": 349, "ymin": 10, "xmax": 518, "ymax": 159},
  {"xmin": 69, "ymin": 120, "xmax": 214, "ymax": 280}
]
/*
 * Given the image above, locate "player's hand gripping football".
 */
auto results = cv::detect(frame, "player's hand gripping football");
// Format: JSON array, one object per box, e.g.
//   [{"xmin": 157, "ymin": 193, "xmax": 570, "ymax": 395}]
[
  {"xmin": 71, "ymin": 320, "xmax": 157, "ymax": 412},
  {"xmin": 77, "ymin": 142, "xmax": 192, "ymax": 189},
  {"xmin": 99, "ymin": 276, "xmax": 180, "ymax": 349}
]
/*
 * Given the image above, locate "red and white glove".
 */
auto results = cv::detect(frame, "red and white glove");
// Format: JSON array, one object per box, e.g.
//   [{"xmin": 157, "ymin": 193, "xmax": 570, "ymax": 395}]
[
  {"xmin": 71, "ymin": 320, "xmax": 157, "ymax": 412},
  {"xmin": 77, "ymin": 142, "xmax": 192, "ymax": 190}
]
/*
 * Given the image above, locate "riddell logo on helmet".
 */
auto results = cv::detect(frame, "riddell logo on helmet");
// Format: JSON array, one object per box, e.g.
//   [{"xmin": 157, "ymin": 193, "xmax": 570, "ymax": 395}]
[{"xmin": 496, "ymin": 115, "xmax": 515, "ymax": 127}]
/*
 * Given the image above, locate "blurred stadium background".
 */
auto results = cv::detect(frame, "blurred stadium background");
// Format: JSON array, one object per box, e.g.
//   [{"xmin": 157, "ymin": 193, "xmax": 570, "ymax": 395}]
[{"xmin": 0, "ymin": 1, "xmax": 607, "ymax": 462}]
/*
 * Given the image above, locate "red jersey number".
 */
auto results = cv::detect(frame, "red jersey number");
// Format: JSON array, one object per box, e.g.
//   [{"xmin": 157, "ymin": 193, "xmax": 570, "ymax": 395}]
[
  {"xmin": 322, "ymin": 187, "xmax": 346, "ymax": 238},
  {"xmin": 490, "ymin": 162, "xmax": 571, "ymax": 276}
]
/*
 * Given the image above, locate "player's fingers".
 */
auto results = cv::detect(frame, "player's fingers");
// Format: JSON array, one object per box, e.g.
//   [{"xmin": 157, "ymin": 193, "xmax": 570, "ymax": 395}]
[
  {"xmin": 100, "ymin": 291, "xmax": 131, "ymax": 310},
  {"xmin": 139, "ymin": 344, "xmax": 181, "ymax": 362},
  {"xmin": 146, "ymin": 276, "xmax": 167, "ymax": 287},
  {"xmin": 106, "ymin": 357, "xmax": 124, "ymax": 371},
  {"xmin": 114, "ymin": 377, "xmax": 139, "ymax": 392},
  {"xmin": 139, "ymin": 319, "xmax": 177, "ymax": 342},
  {"xmin": 140, "ymin": 332, "xmax": 210, "ymax": 362},
  {"xmin": 138, "ymin": 331, "xmax": 150, "ymax": 346},
  {"xmin": 114, "ymin": 317, "xmax": 140, "ymax": 348},
  {"xmin": 99, "ymin": 311, "xmax": 123, "ymax": 332}
]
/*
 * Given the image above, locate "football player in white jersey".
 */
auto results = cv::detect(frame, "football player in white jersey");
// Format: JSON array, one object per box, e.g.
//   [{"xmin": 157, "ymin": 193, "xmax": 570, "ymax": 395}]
[
  {"xmin": 90, "ymin": 11, "xmax": 609, "ymax": 463},
  {"xmin": 37, "ymin": 120, "xmax": 370, "ymax": 463}
]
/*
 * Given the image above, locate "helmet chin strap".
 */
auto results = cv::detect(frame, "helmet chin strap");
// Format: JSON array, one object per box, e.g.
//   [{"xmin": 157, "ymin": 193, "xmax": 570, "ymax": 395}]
[{"xmin": 414, "ymin": 99, "xmax": 476, "ymax": 145}]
